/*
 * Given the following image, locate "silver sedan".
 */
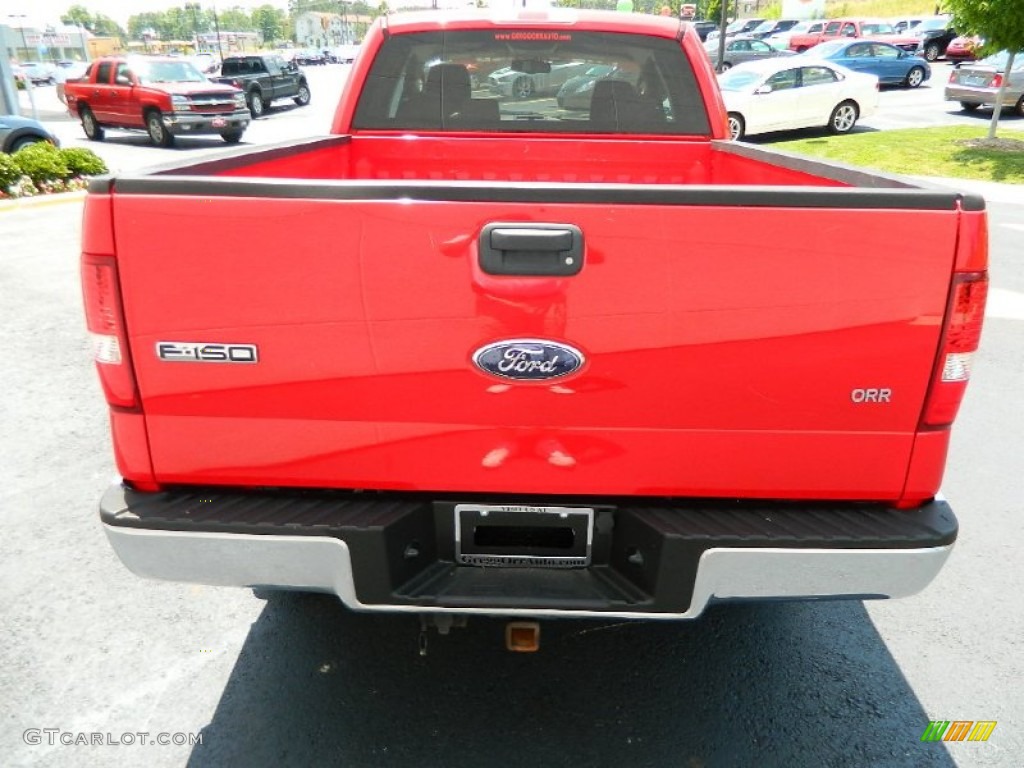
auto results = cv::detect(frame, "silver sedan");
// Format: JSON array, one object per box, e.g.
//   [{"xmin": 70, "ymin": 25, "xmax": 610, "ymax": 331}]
[
  {"xmin": 946, "ymin": 51, "xmax": 1024, "ymax": 116},
  {"xmin": 704, "ymin": 36, "xmax": 795, "ymax": 70}
]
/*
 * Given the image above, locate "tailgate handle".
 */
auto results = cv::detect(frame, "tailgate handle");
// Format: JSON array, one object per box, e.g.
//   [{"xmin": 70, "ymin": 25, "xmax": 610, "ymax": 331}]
[{"xmin": 479, "ymin": 223, "xmax": 584, "ymax": 277}]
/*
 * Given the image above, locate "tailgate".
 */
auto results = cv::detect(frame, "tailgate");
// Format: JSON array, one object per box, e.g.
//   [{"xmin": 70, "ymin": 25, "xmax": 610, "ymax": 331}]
[{"xmin": 111, "ymin": 182, "xmax": 963, "ymax": 501}]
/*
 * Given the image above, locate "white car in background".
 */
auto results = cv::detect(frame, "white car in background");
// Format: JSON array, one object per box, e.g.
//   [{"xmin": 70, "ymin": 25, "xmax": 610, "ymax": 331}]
[
  {"xmin": 18, "ymin": 61, "xmax": 57, "ymax": 84},
  {"xmin": 718, "ymin": 58, "xmax": 879, "ymax": 141}
]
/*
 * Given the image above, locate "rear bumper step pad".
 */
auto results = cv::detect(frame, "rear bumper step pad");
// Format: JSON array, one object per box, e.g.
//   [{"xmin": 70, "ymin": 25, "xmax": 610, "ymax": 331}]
[{"xmin": 100, "ymin": 484, "xmax": 957, "ymax": 618}]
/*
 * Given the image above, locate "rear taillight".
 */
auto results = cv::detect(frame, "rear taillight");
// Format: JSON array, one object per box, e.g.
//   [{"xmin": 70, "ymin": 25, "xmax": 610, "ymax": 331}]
[
  {"xmin": 991, "ymin": 74, "xmax": 1003, "ymax": 88},
  {"xmin": 921, "ymin": 272, "xmax": 988, "ymax": 428},
  {"xmin": 82, "ymin": 255, "xmax": 138, "ymax": 409}
]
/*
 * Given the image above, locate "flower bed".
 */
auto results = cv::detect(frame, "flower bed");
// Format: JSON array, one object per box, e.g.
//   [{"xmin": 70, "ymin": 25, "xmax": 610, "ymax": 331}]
[{"xmin": 0, "ymin": 143, "xmax": 107, "ymax": 200}]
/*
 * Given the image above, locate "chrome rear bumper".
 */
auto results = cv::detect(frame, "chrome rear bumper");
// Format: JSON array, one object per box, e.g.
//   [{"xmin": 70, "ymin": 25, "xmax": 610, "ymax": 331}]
[{"xmin": 100, "ymin": 483, "xmax": 957, "ymax": 619}]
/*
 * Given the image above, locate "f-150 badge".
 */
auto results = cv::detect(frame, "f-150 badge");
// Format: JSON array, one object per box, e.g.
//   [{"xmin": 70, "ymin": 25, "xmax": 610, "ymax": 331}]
[
  {"xmin": 156, "ymin": 342, "xmax": 258, "ymax": 363},
  {"xmin": 472, "ymin": 339, "xmax": 583, "ymax": 381}
]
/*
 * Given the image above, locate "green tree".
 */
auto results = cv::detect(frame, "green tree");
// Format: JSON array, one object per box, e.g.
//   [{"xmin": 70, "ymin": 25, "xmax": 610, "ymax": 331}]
[
  {"xmin": 61, "ymin": 5, "xmax": 94, "ymax": 28},
  {"xmin": 944, "ymin": 0, "xmax": 1024, "ymax": 138},
  {"xmin": 92, "ymin": 14, "xmax": 127, "ymax": 37},
  {"xmin": 127, "ymin": 12, "xmax": 164, "ymax": 41},
  {"xmin": 163, "ymin": 7, "xmax": 197, "ymax": 40},
  {"xmin": 61, "ymin": 5, "xmax": 126, "ymax": 37},
  {"xmin": 252, "ymin": 5, "xmax": 287, "ymax": 46},
  {"xmin": 218, "ymin": 7, "xmax": 255, "ymax": 31}
]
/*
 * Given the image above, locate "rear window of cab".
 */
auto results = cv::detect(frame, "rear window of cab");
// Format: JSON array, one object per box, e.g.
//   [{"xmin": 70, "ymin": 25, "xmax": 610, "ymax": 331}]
[{"xmin": 352, "ymin": 30, "xmax": 711, "ymax": 135}]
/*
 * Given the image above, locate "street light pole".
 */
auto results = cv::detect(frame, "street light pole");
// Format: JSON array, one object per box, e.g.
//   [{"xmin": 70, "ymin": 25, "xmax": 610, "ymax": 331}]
[
  {"xmin": 8, "ymin": 13, "xmax": 30, "ymax": 60},
  {"xmin": 7, "ymin": 14, "xmax": 38, "ymax": 119}
]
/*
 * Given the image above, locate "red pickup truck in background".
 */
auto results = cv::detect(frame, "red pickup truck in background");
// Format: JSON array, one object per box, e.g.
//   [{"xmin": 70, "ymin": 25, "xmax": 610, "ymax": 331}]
[
  {"xmin": 84, "ymin": 10, "xmax": 987, "ymax": 640},
  {"xmin": 788, "ymin": 18, "xmax": 921, "ymax": 52},
  {"xmin": 65, "ymin": 55, "xmax": 250, "ymax": 147}
]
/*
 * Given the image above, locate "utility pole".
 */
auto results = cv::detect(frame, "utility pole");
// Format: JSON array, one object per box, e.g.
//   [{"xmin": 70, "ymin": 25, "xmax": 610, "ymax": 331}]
[
  {"xmin": 212, "ymin": 3, "xmax": 224, "ymax": 59},
  {"xmin": 186, "ymin": 3, "xmax": 201, "ymax": 52},
  {"xmin": 716, "ymin": 0, "xmax": 728, "ymax": 73},
  {"xmin": 339, "ymin": 1, "xmax": 349, "ymax": 45}
]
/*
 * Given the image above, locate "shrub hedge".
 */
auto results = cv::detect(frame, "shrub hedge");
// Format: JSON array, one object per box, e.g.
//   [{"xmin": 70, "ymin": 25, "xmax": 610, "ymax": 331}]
[
  {"xmin": 0, "ymin": 153, "xmax": 20, "ymax": 189},
  {"xmin": 1, "ymin": 144, "xmax": 108, "ymax": 199}
]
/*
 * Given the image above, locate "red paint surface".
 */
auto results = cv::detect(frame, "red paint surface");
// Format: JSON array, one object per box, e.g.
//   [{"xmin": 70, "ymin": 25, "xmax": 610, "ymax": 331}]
[{"xmin": 104, "ymin": 191, "xmax": 970, "ymax": 502}]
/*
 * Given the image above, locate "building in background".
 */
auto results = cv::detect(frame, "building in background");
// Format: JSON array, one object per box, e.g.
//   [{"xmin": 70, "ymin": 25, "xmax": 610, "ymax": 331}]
[
  {"xmin": 294, "ymin": 12, "xmax": 354, "ymax": 49},
  {"xmin": 196, "ymin": 30, "xmax": 262, "ymax": 54},
  {"xmin": 2, "ymin": 20, "xmax": 91, "ymax": 63},
  {"xmin": 86, "ymin": 37, "xmax": 124, "ymax": 58}
]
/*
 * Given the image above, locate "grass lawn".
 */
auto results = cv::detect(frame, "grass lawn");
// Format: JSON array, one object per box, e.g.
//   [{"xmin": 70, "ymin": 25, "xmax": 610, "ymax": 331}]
[{"xmin": 772, "ymin": 126, "xmax": 1024, "ymax": 184}]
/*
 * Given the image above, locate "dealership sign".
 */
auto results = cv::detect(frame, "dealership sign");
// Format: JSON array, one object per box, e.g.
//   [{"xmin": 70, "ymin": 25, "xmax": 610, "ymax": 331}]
[{"xmin": 26, "ymin": 34, "xmax": 73, "ymax": 46}]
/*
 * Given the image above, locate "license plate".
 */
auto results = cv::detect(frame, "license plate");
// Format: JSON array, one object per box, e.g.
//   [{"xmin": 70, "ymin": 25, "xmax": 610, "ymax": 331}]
[
  {"xmin": 454, "ymin": 504, "xmax": 594, "ymax": 568},
  {"xmin": 965, "ymin": 76, "xmax": 988, "ymax": 86},
  {"xmin": 211, "ymin": 117, "xmax": 227, "ymax": 128}
]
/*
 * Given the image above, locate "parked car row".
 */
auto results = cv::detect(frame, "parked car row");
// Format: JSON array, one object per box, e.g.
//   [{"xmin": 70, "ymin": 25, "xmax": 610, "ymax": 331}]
[
  {"xmin": 737, "ymin": 13, "xmax": 979, "ymax": 64},
  {"xmin": 705, "ymin": 36, "xmax": 931, "ymax": 89},
  {"xmin": 715, "ymin": 29, "xmax": 1023, "ymax": 143}
]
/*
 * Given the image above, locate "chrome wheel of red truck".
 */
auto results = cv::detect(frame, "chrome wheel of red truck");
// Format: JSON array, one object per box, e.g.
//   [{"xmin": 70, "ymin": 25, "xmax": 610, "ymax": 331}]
[
  {"xmin": 145, "ymin": 110, "xmax": 174, "ymax": 147},
  {"xmin": 80, "ymin": 107, "xmax": 104, "ymax": 141},
  {"xmin": 828, "ymin": 101, "xmax": 858, "ymax": 134}
]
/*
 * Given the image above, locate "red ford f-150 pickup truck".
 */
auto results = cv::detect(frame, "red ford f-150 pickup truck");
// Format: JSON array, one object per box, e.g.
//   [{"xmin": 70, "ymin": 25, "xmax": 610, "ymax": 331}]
[
  {"xmin": 65, "ymin": 55, "xmax": 250, "ymax": 147},
  {"xmin": 83, "ymin": 10, "xmax": 987, "ymax": 637}
]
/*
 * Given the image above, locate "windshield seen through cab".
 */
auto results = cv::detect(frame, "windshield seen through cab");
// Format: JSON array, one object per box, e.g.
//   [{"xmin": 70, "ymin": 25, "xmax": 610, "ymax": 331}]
[{"xmin": 132, "ymin": 60, "xmax": 207, "ymax": 84}]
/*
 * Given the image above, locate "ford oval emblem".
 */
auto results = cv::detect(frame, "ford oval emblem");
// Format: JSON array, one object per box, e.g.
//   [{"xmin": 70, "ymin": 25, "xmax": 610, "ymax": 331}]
[{"xmin": 472, "ymin": 339, "xmax": 584, "ymax": 381}]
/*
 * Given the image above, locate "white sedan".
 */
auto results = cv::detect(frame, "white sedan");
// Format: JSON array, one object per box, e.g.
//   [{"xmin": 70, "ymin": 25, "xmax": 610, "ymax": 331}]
[{"xmin": 717, "ymin": 58, "xmax": 879, "ymax": 141}]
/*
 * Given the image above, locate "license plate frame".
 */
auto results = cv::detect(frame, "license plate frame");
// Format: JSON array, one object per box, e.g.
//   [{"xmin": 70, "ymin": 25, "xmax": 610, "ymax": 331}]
[
  {"xmin": 454, "ymin": 504, "xmax": 594, "ymax": 568},
  {"xmin": 211, "ymin": 117, "xmax": 227, "ymax": 128}
]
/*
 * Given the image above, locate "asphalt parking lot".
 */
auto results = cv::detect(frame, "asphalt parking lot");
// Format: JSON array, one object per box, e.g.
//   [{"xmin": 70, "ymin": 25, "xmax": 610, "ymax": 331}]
[{"xmin": 2, "ymin": 60, "xmax": 1023, "ymax": 767}]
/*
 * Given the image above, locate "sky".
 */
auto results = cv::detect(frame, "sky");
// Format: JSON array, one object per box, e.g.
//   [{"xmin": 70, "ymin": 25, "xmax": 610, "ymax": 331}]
[
  {"xmin": 3, "ymin": 0, "xmax": 457, "ymax": 28},
  {"xmin": 2, "ymin": 1, "xmax": 292, "ymax": 29}
]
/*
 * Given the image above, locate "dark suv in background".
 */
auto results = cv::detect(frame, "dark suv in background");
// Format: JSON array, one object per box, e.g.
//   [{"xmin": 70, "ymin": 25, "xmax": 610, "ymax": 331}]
[
  {"xmin": 689, "ymin": 21, "xmax": 719, "ymax": 42},
  {"xmin": 914, "ymin": 16, "xmax": 958, "ymax": 61}
]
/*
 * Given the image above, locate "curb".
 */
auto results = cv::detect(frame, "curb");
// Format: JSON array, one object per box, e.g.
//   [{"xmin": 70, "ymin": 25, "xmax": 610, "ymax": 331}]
[{"xmin": 0, "ymin": 190, "xmax": 87, "ymax": 213}]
